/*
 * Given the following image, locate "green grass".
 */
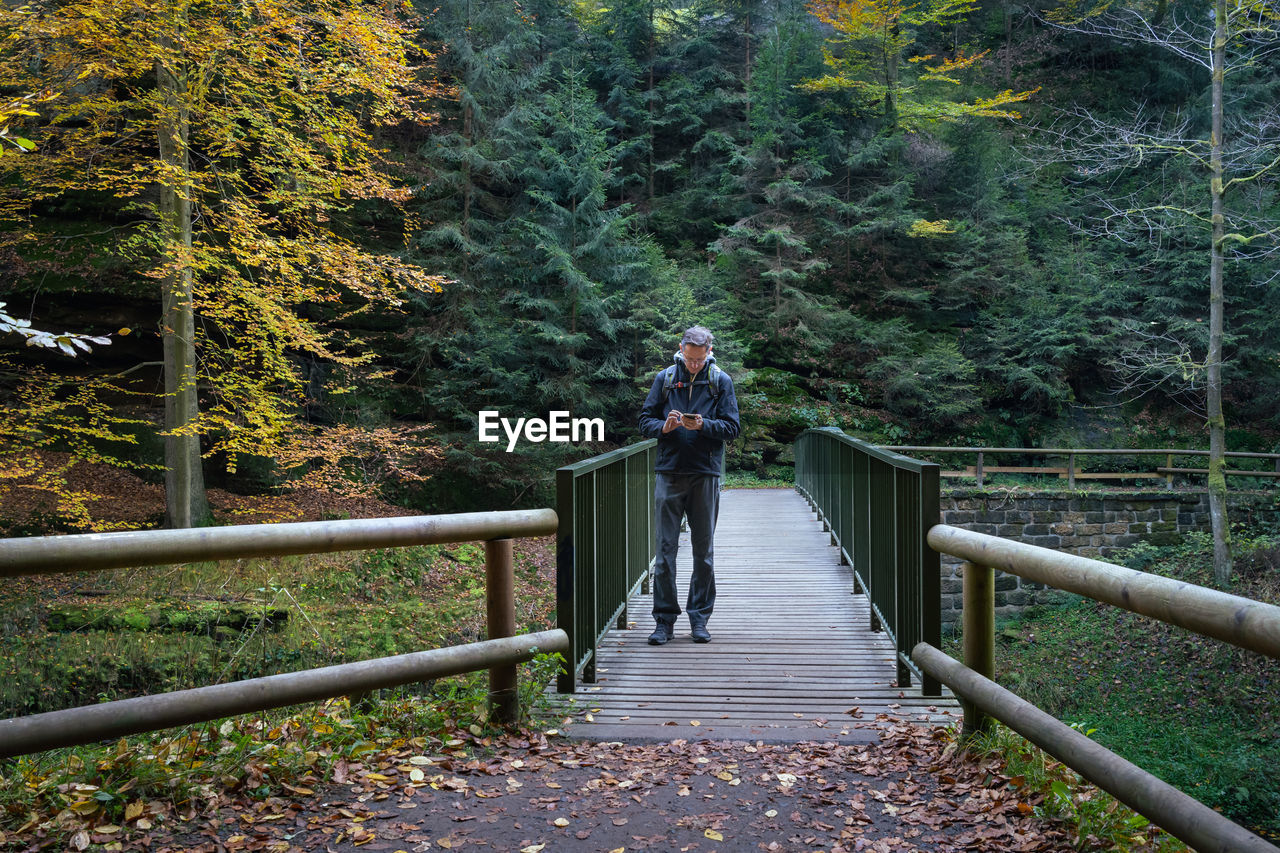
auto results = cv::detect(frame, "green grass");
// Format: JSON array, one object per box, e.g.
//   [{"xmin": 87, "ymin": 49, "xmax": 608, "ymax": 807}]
[
  {"xmin": 959, "ymin": 531, "xmax": 1280, "ymax": 840},
  {"xmin": 0, "ymin": 541, "xmax": 557, "ymax": 719},
  {"xmin": 963, "ymin": 722, "xmax": 1190, "ymax": 852}
]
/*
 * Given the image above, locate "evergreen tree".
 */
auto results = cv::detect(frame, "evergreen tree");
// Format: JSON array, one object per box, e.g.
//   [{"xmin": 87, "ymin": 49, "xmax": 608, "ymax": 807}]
[{"xmin": 709, "ymin": 5, "xmax": 846, "ymax": 369}]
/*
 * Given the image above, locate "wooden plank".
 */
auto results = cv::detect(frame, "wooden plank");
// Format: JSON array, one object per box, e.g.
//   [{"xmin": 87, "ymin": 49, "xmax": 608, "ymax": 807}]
[
  {"xmin": 943, "ymin": 466, "xmax": 1068, "ymax": 476},
  {"xmin": 1071, "ymin": 472, "xmax": 1166, "ymax": 480},
  {"xmin": 556, "ymin": 488, "xmax": 958, "ymax": 740}
]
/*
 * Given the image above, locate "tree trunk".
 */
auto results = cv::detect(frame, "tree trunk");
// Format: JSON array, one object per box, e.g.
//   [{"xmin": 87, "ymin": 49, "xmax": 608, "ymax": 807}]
[
  {"xmin": 647, "ymin": 0, "xmax": 655, "ymax": 205},
  {"xmin": 1207, "ymin": 0, "xmax": 1232, "ymax": 584},
  {"xmin": 157, "ymin": 31, "xmax": 208, "ymax": 529},
  {"xmin": 885, "ymin": 22, "xmax": 901, "ymax": 131}
]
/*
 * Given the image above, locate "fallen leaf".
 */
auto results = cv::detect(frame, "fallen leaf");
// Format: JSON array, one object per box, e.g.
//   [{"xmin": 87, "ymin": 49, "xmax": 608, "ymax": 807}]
[
  {"xmin": 70, "ymin": 831, "xmax": 90, "ymax": 851},
  {"xmin": 554, "ymin": 818, "xmax": 570, "ymax": 827},
  {"xmin": 520, "ymin": 845, "xmax": 546, "ymax": 853},
  {"xmin": 689, "ymin": 720, "xmax": 701, "ymax": 726},
  {"xmin": 705, "ymin": 829, "xmax": 724, "ymax": 841},
  {"xmin": 765, "ymin": 810, "xmax": 778, "ymax": 818}
]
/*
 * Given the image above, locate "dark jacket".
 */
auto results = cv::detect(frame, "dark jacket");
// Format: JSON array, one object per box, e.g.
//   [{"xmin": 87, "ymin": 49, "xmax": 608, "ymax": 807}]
[{"xmin": 638, "ymin": 353, "xmax": 740, "ymax": 476}]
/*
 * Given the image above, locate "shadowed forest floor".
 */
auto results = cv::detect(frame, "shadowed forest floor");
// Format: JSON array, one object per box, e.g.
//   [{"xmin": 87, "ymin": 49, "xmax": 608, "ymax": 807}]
[{"xmin": 141, "ymin": 722, "xmax": 1109, "ymax": 853}]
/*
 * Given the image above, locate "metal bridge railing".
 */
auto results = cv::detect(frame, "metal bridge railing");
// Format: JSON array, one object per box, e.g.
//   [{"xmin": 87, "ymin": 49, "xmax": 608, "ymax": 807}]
[
  {"xmin": 794, "ymin": 428, "xmax": 942, "ymax": 697},
  {"xmin": 0, "ymin": 511, "xmax": 566, "ymax": 758},
  {"xmin": 556, "ymin": 440, "xmax": 657, "ymax": 693},
  {"xmin": 916, "ymin": 525, "xmax": 1280, "ymax": 853}
]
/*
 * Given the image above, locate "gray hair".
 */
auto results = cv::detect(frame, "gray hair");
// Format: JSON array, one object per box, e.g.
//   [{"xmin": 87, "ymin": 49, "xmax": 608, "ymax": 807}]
[{"xmin": 681, "ymin": 326, "xmax": 714, "ymax": 347}]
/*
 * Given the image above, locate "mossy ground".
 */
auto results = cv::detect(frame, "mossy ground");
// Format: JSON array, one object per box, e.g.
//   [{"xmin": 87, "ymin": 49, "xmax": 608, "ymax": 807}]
[
  {"xmin": 950, "ymin": 531, "xmax": 1280, "ymax": 840},
  {"xmin": 0, "ymin": 540, "xmax": 556, "ymax": 719}
]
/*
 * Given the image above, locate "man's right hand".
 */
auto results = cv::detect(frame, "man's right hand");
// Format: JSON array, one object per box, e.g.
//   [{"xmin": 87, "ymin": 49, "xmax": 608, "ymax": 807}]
[{"xmin": 663, "ymin": 410, "xmax": 683, "ymax": 434}]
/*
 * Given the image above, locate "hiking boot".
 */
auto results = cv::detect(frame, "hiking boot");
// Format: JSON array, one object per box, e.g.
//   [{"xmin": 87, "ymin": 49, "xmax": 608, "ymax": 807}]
[
  {"xmin": 648, "ymin": 622, "xmax": 674, "ymax": 645},
  {"xmin": 690, "ymin": 621, "xmax": 711, "ymax": 644}
]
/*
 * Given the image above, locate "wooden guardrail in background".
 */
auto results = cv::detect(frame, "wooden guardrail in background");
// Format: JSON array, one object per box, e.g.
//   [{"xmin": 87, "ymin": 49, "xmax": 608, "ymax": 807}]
[
  {"xmin": 883, "ymin": 445, "xmax": 1280, "ymax": 489},
  {"xmin": 795, "ymin": 428, "xmax": 942, "ymax": 696},
  {"xmin": 555, "ymin": 441, "xmax": 657, "ymax": 693},
  {"xmin": 0, "ymin": 511, "xmax": 565, "ymax": 757},
  {"xmin": 915, "ymin": 523, "xmax": 1280, "ymax": 853}
]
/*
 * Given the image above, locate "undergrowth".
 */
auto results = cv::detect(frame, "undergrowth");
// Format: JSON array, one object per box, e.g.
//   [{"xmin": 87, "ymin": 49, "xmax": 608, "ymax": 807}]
[
  {"xmin": 962, "ymin": 722, "xmax": 1189, "ymax": 852},
  {"xmin": 0, "ymin": 653, "xmax": 566, "ymax": 850},
  {"xmin": 962, "ymin": 529, "xmax": 1280, "ymax": 841},
  {"xmin": 0, "ymin": 542, "xmax": 555, "ymax": 718}
]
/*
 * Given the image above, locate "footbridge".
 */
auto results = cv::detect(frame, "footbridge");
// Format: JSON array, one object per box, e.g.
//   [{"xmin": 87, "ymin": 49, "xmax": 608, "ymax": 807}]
[{"xmin": 556, "ymin": 487, "xmax": 957, "ymax": 741}]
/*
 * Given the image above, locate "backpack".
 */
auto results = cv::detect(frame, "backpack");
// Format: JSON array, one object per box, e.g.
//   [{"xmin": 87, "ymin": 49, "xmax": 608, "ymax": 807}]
[{"xmin": 660, "ymin": 362, "xmax": 723, "ymax": 402}]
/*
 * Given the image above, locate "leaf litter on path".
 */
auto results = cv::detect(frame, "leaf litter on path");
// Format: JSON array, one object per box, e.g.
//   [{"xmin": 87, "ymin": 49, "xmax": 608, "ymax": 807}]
[{"xmin": 120, "ymin": 717, "xmax": 1146, "ymax": 853}]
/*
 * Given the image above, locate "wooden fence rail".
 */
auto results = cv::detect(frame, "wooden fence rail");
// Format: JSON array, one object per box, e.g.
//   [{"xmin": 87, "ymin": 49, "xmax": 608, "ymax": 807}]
[
  {"xmin": 920, "ymin": 522, "xmax": 1280, "ymax": 853},
  {"xmin": 883, "ymin": 445, "xmax": 1280, "ymax": 489},
  {"xmin": 0, "ymin": 510, "xmax": 563, "ymax": 756}
]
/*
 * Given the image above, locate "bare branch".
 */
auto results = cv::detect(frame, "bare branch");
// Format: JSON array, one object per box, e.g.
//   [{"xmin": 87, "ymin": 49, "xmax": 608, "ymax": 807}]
[
  {"xmin": 1107, "ymin": 319, "xmax": 1208, "ymax": 417},
  {"xmin": 1223, "ymin": 150, "xmax": 1280, "ymax": 191}
]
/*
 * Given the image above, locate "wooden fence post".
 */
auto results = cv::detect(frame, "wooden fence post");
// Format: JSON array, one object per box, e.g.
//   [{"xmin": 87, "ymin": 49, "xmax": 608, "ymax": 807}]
[
  {"xmin": 962, "ymin": 560, "xmax": 994, "ymax": 737},
  {"xmin": 486, "ymin": 538, "xmax": 518, "ymax": 724}
]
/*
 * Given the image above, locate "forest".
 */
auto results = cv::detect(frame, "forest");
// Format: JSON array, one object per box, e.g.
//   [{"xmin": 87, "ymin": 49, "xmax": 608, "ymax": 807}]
[{"xmin": 1, "ymin": 0, "xmax": 1278, "ymax": 527}]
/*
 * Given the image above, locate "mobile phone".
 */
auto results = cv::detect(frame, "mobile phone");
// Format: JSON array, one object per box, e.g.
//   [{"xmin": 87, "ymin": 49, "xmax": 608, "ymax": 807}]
[{"xmin": 681, "ymin": 412, "xmax": 698, "ymax": 426}]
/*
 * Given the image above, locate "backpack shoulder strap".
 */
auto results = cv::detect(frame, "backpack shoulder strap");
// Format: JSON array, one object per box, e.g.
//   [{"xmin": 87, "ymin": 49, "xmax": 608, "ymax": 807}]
[
  {"xmin": 660, "ymin": 365, "xmax": 677, "ymax": 400},
  {"xmin": 707, "ymin": 363, "xmax": 722, "ymax": 397}
]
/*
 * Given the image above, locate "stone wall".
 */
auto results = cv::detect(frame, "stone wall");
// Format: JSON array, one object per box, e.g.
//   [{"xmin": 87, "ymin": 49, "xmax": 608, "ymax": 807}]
[{"xmin": 936, "ymin": 489, "xmax": 1280, "ymax": 631}]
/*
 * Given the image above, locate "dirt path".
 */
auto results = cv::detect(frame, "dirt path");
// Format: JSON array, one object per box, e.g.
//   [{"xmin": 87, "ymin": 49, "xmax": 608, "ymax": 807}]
[{"xmin": 155, "ymin": 721, "xmax": 1074, "ymax": 853}]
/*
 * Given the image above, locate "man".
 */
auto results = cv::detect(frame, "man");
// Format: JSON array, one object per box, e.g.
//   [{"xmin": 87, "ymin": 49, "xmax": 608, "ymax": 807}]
[{"xmin": 637, "ymin": 326, "xmax": 740, "ymax": 645}]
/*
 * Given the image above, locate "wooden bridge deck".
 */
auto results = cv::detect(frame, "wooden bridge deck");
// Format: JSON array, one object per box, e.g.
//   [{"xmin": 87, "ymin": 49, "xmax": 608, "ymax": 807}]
[{"xmin": 559, "ymin": 488, "xmax": 959, "ymax": 742}]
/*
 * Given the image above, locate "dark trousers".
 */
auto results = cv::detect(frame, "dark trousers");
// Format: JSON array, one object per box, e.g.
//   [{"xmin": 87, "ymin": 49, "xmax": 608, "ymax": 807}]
[{"xmin": 652, "ymin": 472, "xmax": 720, "ymax": 626}]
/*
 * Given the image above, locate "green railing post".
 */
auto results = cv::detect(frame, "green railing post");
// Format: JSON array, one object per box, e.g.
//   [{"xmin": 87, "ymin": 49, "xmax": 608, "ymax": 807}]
[
  {"xmin": 852, "ymin": 447, "xmax": 870, "ymax": 597},
  {"xmin": 580, "ymin": 472, "xmax": 598, "ymax": 684},
  {"xmin": 555, "ymin": 467, "xmax": 577, "ymax": 694},
  {"xmin": 868, "ymin": 456, "xmax": 895, "ymax": 634},
  {"xmin": 894, "ymin": 467, "xmax": 914, "ymax": 687},
  {"xmin": 961, "ymin": 560, "xmax": 995, "ymax": 737},
  {"xmin": 920, "ymin": 462, "xmax": 942, "ymax": 697}
]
